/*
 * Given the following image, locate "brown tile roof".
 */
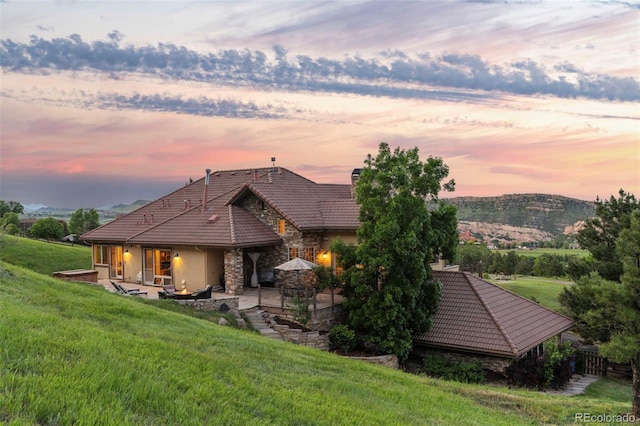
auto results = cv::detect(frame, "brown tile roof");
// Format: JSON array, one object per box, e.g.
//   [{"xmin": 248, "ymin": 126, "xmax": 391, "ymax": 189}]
[
  {"xmin": 413, "ymin": 271, "xmax": 574, "ymax": 358},
  {"xmin": 81, "ymin": 167, "xmax": 359, "ymax": 247}
]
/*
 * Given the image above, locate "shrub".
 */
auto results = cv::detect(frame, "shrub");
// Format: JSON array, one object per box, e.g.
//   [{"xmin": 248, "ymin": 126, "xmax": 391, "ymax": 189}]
[
  {"xmin": 329, "ymin": 325, "xmax": 356, "ymax": 353},
  {"xmin": 290, "ymin": 293, "xmax": 311, "ymax": 326},
  {"xmin": 422, "ymin": 355, "xmax": 485, "ymax": 384},
  {"xmin": 506, "ymin": 355, "xmax": 546, "ymax": 389},
  {"xmin": 506, "ymin": 339, "xmax": 574, "ymax": 390}
]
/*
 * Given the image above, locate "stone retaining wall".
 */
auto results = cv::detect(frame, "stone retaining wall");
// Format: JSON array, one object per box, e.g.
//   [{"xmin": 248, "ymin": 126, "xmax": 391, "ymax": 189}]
[
  {"xmin": 263, "ymin": 304, "xmax": 345, "ymax": 332},
  {"xmin": 175, "ymin": 296, "xmax": 239, "ymax": 312},
  {"xmin": 348, "ymin": 354, "xmax": 399, "ymax": 369},
  {"xmin": 272, "ymin": 326, "xmax": 329, "ymax": 350}
]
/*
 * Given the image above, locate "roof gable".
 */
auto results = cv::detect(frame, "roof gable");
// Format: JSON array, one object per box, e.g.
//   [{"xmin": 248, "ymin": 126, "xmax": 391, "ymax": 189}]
[{"xmin": 413, "ymin": 271, "xmax": 574, "ymax": 357}]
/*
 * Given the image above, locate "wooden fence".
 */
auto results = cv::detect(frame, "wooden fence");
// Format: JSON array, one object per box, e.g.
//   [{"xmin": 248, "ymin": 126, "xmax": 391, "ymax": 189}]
[{"xmin": 581, "ymin": 348, "xmax": 607, "ymax": 376}]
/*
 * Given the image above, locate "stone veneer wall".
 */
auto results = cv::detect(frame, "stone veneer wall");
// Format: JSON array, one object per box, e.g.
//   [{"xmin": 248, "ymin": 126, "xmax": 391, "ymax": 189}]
[
  {"xmin": 239, "ymin": 193, "xmax": 323, "ymax": 289},
  {"xmin": 224, "ymin": 249, "xmax": 244, "ymax": 294},
  {"xmin": 412, "ymin": 346, "xmax": 514, "ymax": 375}
]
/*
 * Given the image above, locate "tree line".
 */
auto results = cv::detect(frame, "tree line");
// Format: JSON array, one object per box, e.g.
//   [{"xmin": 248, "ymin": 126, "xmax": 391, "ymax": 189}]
[
  {"xmin": 456, "ymin": 244, "xmax": 589, "ymax": 280},
  {"xmin": 0, "ymin": 200, "xmax": 100, "ymax": 241}
]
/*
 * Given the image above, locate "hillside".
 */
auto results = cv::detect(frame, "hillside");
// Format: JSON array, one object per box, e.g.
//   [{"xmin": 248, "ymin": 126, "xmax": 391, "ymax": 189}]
[
  {"xmin": 1, "ymin": 262, "xmax": 631, "ymax": 425},
  {"xmin": 447, "ymin": 194, "xmax": 595, "ymax": 242}
]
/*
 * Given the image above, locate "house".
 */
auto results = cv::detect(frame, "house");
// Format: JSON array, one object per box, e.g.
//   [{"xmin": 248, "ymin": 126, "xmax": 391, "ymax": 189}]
[
  {"xmin": 82, "ymin": 167, "xmax": 361, "ymax": 294},
  {"xmin": 82, "ymin": 165, "xmax": 572, "ymax": 368},
  {"xmin": 412, "ymin": 271, "xmax": 574, "ymax": 373}
]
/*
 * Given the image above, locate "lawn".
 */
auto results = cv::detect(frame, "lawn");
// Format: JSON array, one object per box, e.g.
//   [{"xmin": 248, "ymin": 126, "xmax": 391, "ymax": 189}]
[
  {"xmin": 0, "ymin": 262, "xmax": 633, "ymax": 425},
  {"xmin": 492, "ymin": 276, "xmax": 571, "ymax": 312},
  {"xmin": 0, "ymin": 234, "xmax": 91, "ymax": 275},
  {"xmin": 495, "ymin": 248, "xmax": 589, "ymax": 258}
]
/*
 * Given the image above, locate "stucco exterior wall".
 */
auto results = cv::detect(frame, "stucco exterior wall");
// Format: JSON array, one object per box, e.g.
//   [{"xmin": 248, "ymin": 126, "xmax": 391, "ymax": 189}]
[
  {"xmin": 123, "ymin": 246, "xmax": 142, "ymax": 283},
  {"xmin": 94, "ymin": 264, "xmax": 110, "ymax": 280}
]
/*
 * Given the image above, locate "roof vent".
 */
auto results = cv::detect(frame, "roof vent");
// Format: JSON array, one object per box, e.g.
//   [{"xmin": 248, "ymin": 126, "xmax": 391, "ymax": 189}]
[{"xmin": 208, "ymin": 214, "xmax": 220, "ymax": 223}]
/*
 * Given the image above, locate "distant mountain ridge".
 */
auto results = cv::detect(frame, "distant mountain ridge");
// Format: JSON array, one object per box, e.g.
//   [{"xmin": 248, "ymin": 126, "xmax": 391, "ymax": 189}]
[
  {"xmin": 446, "ymin": 193, "xmax": 595, "ymax": 238},
  {"xmin": 108, "ymin": 200, "xmax": 150, "ymax": 214}
]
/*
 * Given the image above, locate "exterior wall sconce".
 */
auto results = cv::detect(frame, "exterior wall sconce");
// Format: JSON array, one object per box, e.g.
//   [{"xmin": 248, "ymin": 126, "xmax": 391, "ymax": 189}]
[{"xmin": 175, "ymin": 253, "xmax": 179, "ymax": 258}]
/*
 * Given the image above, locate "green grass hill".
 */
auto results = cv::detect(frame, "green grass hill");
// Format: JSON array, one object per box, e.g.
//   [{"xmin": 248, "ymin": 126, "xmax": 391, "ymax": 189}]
[{"xmin": 0, "ymin": 236, "xmax": 632, "ymax": 424}]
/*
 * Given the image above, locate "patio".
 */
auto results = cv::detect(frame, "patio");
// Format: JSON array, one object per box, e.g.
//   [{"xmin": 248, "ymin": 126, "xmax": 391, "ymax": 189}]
[{"xmin": 99, "ymin": 279, "xmax": 343, "ymax": 312}]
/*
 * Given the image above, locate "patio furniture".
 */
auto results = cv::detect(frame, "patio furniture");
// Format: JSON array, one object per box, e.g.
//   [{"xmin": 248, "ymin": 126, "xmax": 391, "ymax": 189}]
[
  {"xmin": 110, "ymin": 281, "xmax": 148, "ymax": 297},
  {"xmin": 161, "ymin": 285, "xmax": 212, "ymax": 300},
  {"xmin": 158, "ymin": 284, "xmax": 176, "ymax": 299}
]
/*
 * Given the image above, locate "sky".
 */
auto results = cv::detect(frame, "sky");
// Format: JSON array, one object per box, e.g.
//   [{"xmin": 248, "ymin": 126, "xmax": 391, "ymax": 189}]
[{"xmin": 1, "ymin": 0, "xmax": 639, "ymax": 209}]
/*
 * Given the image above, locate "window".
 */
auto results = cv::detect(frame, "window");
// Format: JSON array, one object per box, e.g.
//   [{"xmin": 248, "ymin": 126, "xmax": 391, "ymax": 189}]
[
  {"xmin": 277, "ymin": 219, "xmax": 285, "ymax": 234},
  {"xmin": 304, "ymin": 247, "xmax": 316, "ymax": 262},
  {"xmin": 288, "ymin": 247, "xmax": 300, "ymax": 260},
  {"xmin": 94, "ymin": 245, "xmax": 108, "ymax": 265}
]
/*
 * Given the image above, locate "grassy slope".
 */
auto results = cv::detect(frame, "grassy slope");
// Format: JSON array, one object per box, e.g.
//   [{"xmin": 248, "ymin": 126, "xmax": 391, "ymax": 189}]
[
  {"xmin": 0, "ymin": 263, "xmax": 632, "ymax": 425},
  {"xmin": 0, "ymin": 235, "xmax": 91, "ymax": 275},
  {"xmin": 493, "ymin": 276, "xmax": 571, "ymax": 312}
]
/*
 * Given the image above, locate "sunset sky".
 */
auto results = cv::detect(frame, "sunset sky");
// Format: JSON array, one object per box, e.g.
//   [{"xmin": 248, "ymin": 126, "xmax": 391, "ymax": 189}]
[{"xmin": 1, "ymin": 0, "xmax": 638, "ymax": 209}]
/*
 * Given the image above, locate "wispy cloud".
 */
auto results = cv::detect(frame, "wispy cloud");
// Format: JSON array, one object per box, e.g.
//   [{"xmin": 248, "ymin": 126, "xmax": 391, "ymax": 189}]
[{"xmin": 2, "ymin": 34, "xmax": 638, "ymax": 103}]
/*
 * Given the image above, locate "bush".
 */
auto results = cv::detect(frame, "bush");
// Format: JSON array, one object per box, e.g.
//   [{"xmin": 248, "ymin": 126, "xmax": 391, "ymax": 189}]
[
  {"xmin": 290, "ymin": 293, "xmax": 311, "ymax": 326},
  {"xmin": 422, "ymin": 355, "xmax": 485, "ymax": 384},
  {"xmin": 328, "ymin": 325, "xmax": 356, "ymax": 353},
  {"xmin": 506, "ymin": 339, "xmax": 574, "ymax": 390},
  {"xmin": 506, "ymin": 355, "xmax": 546, "ymax": 389}
]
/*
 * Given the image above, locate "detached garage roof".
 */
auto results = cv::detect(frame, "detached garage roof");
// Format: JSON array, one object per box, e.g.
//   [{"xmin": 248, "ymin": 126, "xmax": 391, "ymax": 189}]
[{"xmin": 413, "ymin": 271, "xmax": 574, "ymax": 358}]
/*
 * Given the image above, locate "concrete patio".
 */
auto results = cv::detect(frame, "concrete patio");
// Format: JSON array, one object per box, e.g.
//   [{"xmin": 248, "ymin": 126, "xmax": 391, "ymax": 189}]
[{"xmin": 99, "ymin": 279, "xmax": 343, "ymax": 312}]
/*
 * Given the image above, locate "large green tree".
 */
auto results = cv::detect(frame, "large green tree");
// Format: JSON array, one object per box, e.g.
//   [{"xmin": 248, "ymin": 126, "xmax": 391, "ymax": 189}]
[
  {"xmin": 68, "ymin": 208, "xmax": 100, "ymax": 235},
  {"xmin": 575, "ymin": 189, "xmax": 638, "ymax": 282},
  {"xmin": 332, "ymin": 143, "xmax": 457, "ymax": 361},
  {"xmin": 0, "ymin": 200, "xmax": 24, "ymax": 217},
  {"xmin": 560, "ymin": 208, "xmax": 640, "ymax": 417},
  {"xmin": 1, "ymin": 212, "xmax": 20, "ymax": 235},
  {"xmin": 30, "ymin": 217, "xmax": 65, "ymax": 241}
]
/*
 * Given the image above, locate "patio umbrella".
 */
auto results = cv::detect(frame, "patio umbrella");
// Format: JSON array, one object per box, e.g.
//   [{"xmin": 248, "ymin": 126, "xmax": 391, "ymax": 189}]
[
  {"xmin": 273, "ymin": 257, "xmax": 318, "ymax": 288},
  {"xmin": 273, "ymin": 257, "xmax": 317, "ymax": 271}
]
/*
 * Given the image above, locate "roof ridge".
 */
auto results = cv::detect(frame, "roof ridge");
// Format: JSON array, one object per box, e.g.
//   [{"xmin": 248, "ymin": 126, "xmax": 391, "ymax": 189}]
[{"xmin": 463, "ymin": 272, "xmax": 519, "ymax": 355}]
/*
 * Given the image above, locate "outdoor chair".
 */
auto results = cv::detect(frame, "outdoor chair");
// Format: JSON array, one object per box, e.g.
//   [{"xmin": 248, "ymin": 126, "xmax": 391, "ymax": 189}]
[
  {"xmin": 190, "ymin": 285, "xmax": 212, "ymax": 300},
  {"xmin": 110, "ymin": 281, "xmax": 148, "ymax": 297},
  {"xmin": 158, "ymin": 284, "xmax": 176, "ymax": 299}
]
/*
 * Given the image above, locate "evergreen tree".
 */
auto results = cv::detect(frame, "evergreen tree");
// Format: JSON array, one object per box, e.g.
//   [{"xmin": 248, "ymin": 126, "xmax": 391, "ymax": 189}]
[
  {"xmin": 576, "ymin": 189, "xmax": 638, "ymax": 282},
  {"xmin": 560, "ymin": 208, "xmax": 640, "ymax": 417}
]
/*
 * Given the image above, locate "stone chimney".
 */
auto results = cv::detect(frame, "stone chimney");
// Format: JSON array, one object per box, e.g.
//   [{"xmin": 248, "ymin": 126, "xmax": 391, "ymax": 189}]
[{"xmin": 351, "ymin": 168, "xmax": 362, "ymax": 199}]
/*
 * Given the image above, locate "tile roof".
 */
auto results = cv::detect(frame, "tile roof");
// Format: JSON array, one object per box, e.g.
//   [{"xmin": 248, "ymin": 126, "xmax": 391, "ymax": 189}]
[
  {"xmin": 413, "ymin": 271, "xmax": 574, "ymax": 358},
  {"xmin": 81, "ymin": 167, "xmax": 359, "ymax": 247}
]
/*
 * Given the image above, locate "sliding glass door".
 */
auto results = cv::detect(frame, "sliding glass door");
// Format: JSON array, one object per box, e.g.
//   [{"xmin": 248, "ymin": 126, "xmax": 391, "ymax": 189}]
[{"xmin": 143, "ymin": 248, "xmax": 172, "ymax": 286}]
